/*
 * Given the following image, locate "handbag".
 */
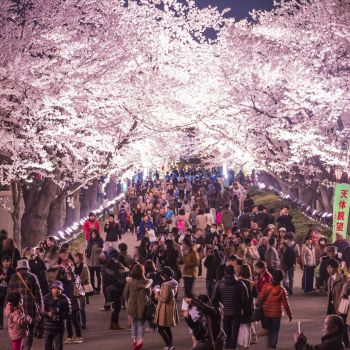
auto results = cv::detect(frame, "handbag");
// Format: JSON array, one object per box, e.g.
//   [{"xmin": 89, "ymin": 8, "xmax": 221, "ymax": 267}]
[
  {"xmin": 338, "ymin": 297, "xmax": 350, "ymax": 315},
  {"xmin": 82, "ymin": 282, "xmax": 95, "ymax": 297},
  {"xmin": 16, "ymin": 272, "xmax": 42, "ymax": 323}
]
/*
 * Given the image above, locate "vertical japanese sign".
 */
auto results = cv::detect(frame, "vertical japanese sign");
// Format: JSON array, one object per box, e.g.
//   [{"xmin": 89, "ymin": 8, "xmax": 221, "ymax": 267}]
[{"xmin": 333, "ymin": 183, "xmax": 350, "ymax": 241}]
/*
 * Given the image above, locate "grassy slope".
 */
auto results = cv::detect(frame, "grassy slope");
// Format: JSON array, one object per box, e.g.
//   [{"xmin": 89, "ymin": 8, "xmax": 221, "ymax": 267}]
[{"xmin": 250, "ymin": 189, "xmax": 332, "ymax": 243}]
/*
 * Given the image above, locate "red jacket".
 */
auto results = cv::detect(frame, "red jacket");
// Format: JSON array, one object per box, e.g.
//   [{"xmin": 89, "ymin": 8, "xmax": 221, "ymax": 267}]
[
  {"xmin": 255, "ymin": 270, "xmax": 272, "ymax": 293},
  {"xmin": 83, "ymin": 220, "xmax": 100, "ymax": 241},
  {"xmin": 259, "ymin": 283, "xmax": 292, "ymax": 319}
]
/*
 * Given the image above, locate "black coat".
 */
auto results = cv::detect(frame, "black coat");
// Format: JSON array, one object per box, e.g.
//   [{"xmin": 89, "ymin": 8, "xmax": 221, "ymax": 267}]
[
  {"xmin": 212, "ymin": 276, "xmax": 248, "ymax": 317},
  {"xmin": 104, "ymin": 222, "xmax": 120, "ymax": 242},
  {"xmin": 185, "ymin": 297, "xmax": 224, "ymax": 344},
  {"xmin": 238, "ymin": 214, "xmax": 252, "ymax": 229},
  {"xmin": 43, "ymin": 293, "xmax": 71, "ymax": 332},
  {"xmin": 29, "ymin": 257, "xmax": 49, "ymax": 296},
  {"xmin": 277, "ymin": 214, "xmax": 295, "ymax": 233},
  {"xmin": 295, "ymin": 332, "xmax": 345, "ymax": 350}
]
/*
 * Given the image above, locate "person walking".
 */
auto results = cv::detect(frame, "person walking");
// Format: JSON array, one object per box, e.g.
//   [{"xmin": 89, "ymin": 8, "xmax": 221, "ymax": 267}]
[
  {"xmin": 181, "ymin": 239, "xmax": 199, "ymax": 298},
  {"xmin": 301, "ymin": 235, "xmax": 316, "ymax": 293},
  {"xmin": 6, "ymin": 259, "xmax": 43, "ymax": 350},
  {"xmin": 5, "ymin": 292, "xmax": 32, "ymax": 350},
  {"xmin": 104, "ymin": 213, "xmax": 121, "ymax": 250},
  {"xmin": 220, "ymin": 204, "xmax": 235, "ymax": 234},
  {"xmin": 154, "ymin": 267, "xmax": 179, "ymax": 350},
  {"xmin": 43, "ymin": 280, "xmax": 71, "ymax": 350},
  {"xmin": 85, "ymin": 229, "xmax": 104, "ymax": 294},
  {"xmin": 280, "ymin": 232, "xmax": 300, "ymax": 295},
  {"xmin": 124, "ymin": 264, "xmax": 152, "ymax": 350},
  {"xmin": 212, "ymin": 265, "xmax": 249, "ymax": 349},
  {"xmin": 264, "ymin": 237, "xmax": 280, "ymax": 274},
  {"xmin": 82, "ymin": 212, "xmax": 100, "ymax": 241},
  {"xmin": 259, "ymin": 270, "xmax": 293, "ymax": 348},
  {"xmin": 0, "ymin": 255, "xmax": 15, "ymax": 329}
]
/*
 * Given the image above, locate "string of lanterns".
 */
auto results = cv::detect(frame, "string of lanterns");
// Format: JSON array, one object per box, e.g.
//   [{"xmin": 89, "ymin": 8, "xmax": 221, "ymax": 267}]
[{"xmin": 52, "ymin": 193, "xmax": 125, "ymax": 244}]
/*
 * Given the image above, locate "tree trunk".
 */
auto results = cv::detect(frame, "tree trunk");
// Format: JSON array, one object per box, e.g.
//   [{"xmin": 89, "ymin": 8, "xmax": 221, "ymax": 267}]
[
  {"xmin": 48, "ymin": 194, "xmax": 67, "ymax": 236},
  {"xmin": 65, "ymin": 191, "xmax": 81, "ymax": 227},
  {"xmin": 88, "ymin": 179, "xmax": 98, "ymax": 210},
  {"xmin": 319, "ymin": 185, "xmax": 333, "ymax": 212},
  {"xmin": 21, "ymin": 177, "xmax": 59, "ymax": 247},
  {"xmin": 11, "ymin": 181, "xmax": 22, "ymax": 249}
]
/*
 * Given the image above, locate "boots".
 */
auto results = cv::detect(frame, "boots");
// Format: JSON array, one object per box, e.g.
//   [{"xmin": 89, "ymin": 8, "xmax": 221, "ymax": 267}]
[{"xmin": 110, "ymin": 322, "xmax": 125, "ymax": 330}]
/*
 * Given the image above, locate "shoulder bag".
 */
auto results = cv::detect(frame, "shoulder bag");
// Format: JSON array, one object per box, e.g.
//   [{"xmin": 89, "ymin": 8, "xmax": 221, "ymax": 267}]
[{"xmin": 16, "ymin": 272, "xmax": 42, "ymax": 322}]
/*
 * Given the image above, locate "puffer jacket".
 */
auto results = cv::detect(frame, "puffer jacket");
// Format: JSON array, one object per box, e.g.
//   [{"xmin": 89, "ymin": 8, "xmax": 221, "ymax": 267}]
[
  {"xmin": 259, "ymin": 283, "xmax": 292, "ymax": 319},
  {"xmin": 212, "ymin": 276, "xmax": 248, "ymax": 317},
  {"xmin": 5, "ymin": 304, "xmax": 32, "ymax": 340},
  {"xmin": 43, "ymin": 293, "xmax": 71, "ymax": 332}
]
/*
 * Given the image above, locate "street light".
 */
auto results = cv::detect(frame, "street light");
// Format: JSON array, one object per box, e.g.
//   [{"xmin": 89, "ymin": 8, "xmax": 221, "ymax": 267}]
[{"xmin": 335, "ymin": 167, "xmax": 343, "ymax": 181}]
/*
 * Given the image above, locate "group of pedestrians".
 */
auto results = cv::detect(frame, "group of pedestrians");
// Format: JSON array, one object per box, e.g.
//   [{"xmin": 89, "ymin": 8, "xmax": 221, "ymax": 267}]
[{"xmin": 0, "ymin": 169, "xmax": 348, "ymax": 350}]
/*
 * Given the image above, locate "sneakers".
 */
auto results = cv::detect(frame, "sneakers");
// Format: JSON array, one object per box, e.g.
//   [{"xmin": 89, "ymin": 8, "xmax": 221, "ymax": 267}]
[
  {"xmin": 64, "ymin": 338, "xmax": 74, "ymax": 344},
  {"xmin": 73, "ymin": 337, "xmax": 83, "ymax": 344}
]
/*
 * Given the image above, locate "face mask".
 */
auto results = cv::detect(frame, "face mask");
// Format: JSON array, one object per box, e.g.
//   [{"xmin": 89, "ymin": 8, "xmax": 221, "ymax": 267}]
[{"xmin": 210, "ymin": 228, "xmax": 216, "ymax": 233}]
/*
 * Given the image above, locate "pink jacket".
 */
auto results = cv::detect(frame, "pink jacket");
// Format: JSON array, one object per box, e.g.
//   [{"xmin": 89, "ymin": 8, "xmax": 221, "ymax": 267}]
[{"xmin": 5, "ymin": 304, "xmax": 32, "ymax": 340}]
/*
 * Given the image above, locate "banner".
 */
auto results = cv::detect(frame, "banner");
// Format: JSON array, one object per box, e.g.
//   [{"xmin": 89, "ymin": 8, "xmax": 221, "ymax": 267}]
[{"xmin": 332, "ymin": 183, "xmax": 350, "ymax": 241}]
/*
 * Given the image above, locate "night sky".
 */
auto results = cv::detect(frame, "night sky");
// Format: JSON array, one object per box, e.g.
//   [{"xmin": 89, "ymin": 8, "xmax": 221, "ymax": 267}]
[{"xmin": 195, "ymin": 0, "xmax": 274, "ymax": 19}]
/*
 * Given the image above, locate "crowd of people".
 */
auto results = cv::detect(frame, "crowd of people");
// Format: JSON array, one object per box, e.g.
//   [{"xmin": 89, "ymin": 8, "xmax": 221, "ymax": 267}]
[{"xmin": 0, "ymin": 169, "xmax": 349, "ymax": 350}]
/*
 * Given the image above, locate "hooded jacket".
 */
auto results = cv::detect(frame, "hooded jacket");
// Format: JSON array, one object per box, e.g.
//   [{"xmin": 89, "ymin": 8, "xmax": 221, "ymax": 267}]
[
  {"xmin": 5, "ymin": 304, "xmax": 32, "ymax": 340},
  {"xmin": 154, "ymin": 279, "xmax": 179, "ymax": 327},
  {"xmin": 123, "ymin": 277, "xmax": 152, "ymax": 319}
]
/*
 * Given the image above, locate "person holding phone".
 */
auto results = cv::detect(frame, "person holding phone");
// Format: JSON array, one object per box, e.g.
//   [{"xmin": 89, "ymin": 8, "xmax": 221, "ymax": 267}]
[{"xmin": 154, "ymin": 267, "xmax": 179, "ymax": 350}]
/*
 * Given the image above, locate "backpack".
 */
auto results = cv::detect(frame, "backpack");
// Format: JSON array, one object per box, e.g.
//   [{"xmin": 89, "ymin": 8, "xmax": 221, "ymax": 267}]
[
  {"xmin": 177, "ymin": 219, "xmax": 185, "ymax": 233},
  {"xmin": 282, "ymin": 242, "xmax": 297, "ymax": 269}
]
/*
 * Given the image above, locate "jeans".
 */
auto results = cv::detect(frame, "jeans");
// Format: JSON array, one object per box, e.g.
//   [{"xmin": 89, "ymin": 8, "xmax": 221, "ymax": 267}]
[
  {"xmin": 131, "ymin": 319, "xmax": 145, "ymax": 341},
  {"xmin": 12, "ymin": 338, "xmax": 23, "ymax": 350},
  {"xmin": 283, "ymin": 267, "xmax": 295, "ymax": 294},
  {"xmin": 223, "ymin": 315, "xmax": 240, "ymax": 349},
  {"xmin": 44, "ymin": 331, "xmax": 64, "ymax": 350},
  {"xmin": 88, "ymin": 266, "xmax": 101, "ymax": 291},
  {"xmin": 158, "ymin": 326, "xmax": 173, "ymax": 347},
  {"xmin": 265, "ymin": 317, "xmax": 281, "ymax": 348},
  {"xmin": 206, "ymin": 280, "xmax": 216, "ymax": 299},
  {"xmin": 24, "ymin": 323, "xmax": 35, "ymax": 350},
  {"xmin": 183, "ymin": 276, "xmax": 195, "ymax": 297}
]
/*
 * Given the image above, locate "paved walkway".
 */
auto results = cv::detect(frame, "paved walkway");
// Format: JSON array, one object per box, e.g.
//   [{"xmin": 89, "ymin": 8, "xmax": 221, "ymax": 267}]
[{"xmin": 0, "ymin": 232, "xmax": 328, "ymax": 350}]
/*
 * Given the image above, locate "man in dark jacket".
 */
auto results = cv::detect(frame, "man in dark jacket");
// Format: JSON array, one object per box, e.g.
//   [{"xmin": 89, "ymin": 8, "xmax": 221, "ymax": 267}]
[
  {"xmin": 276, "ymin": 207, "xmax": 295, "ymax": 233},
  {"xmin": 295, "ymin": 314, "xmax": 345, "ymax": 350},
  {"xmin": 204, "ymin": 247, "xmax": 225, "ymax": 299},
  {"xmin": 212, "ymin": 265, "xmax": 248, "ymax": 349},
  {"xmin": 43, "ymin": 280, "xmax": 71, "ymax": 350},
  {"xmin": 238, "ymin": 208, "xmax": 252, "ymax": 230},
  {"xmin": 104, "ymin": 213, "xmax": 121, "ymax": 249},
  {"xmin": 7, "ymin": 259, "xmax": 43, "ymax": 350}
]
